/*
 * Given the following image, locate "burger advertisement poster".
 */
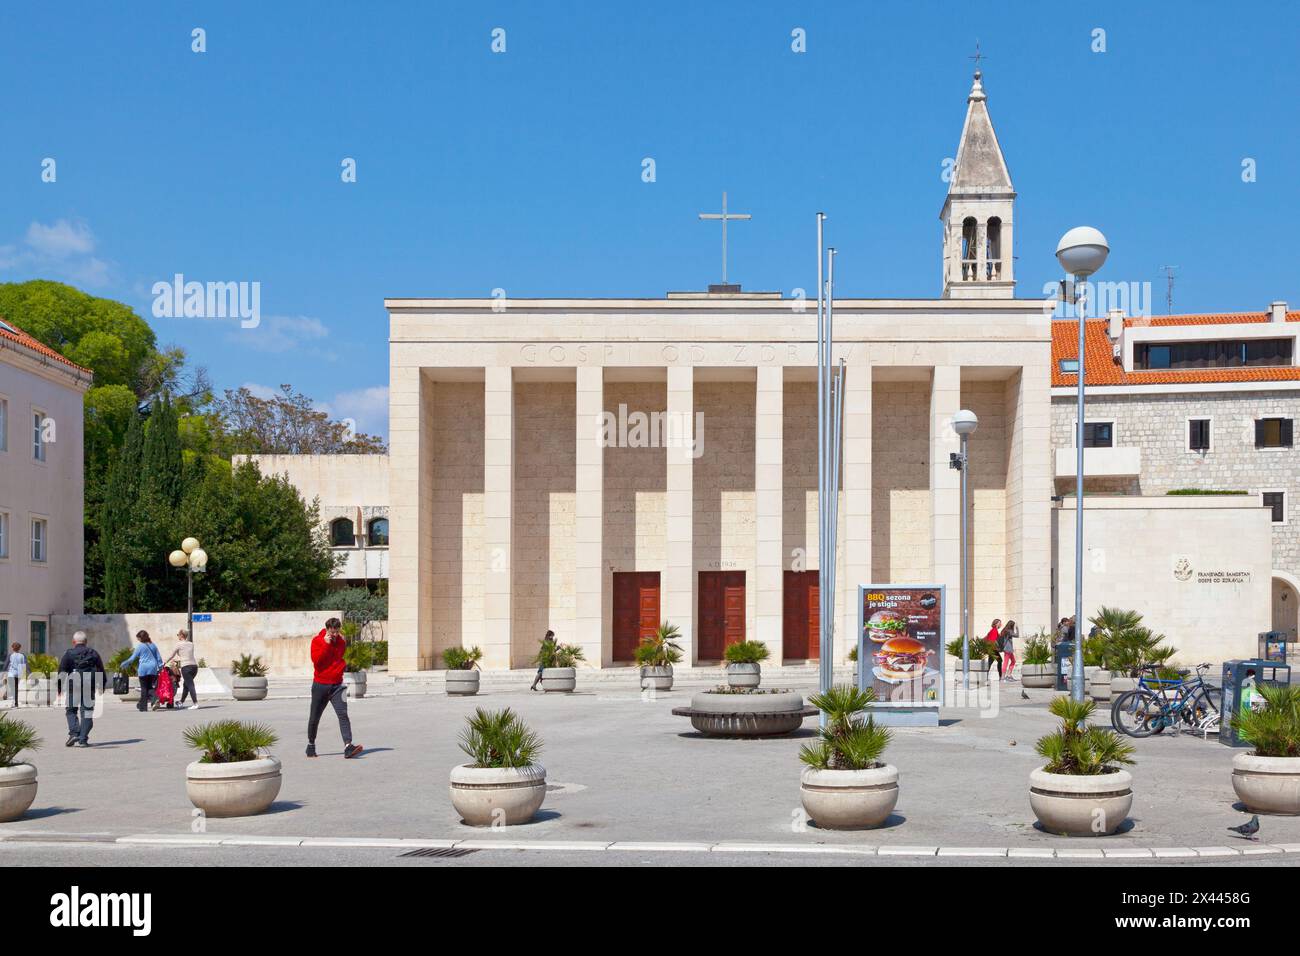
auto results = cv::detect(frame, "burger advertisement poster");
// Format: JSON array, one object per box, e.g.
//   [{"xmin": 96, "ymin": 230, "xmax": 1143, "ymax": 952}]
[{"xmin": 858, "ymin": 585, "xmax": 945, "ymax": 708}]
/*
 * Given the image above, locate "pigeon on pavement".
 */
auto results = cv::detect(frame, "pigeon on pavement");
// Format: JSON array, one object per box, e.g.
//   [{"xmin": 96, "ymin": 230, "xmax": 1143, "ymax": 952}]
[
  {"xmin": 1227, "ymin": 815, "xmax": 1260, "ymax": 841},
  {"xmin": 1020, "ymin": 689, "xmax": 1029, "ymax": 700}
]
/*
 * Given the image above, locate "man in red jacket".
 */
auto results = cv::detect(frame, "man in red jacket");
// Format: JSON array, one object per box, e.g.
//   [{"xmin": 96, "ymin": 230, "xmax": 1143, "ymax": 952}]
[{"xmin": 306, "ymin": 618, "xmax": 362, "ymax": 759}]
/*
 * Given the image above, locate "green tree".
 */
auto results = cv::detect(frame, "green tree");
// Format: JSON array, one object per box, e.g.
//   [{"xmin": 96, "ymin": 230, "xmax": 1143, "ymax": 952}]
[{"xmin": 100, "ymin": 411, "xmax": 147, "ymax": 612}]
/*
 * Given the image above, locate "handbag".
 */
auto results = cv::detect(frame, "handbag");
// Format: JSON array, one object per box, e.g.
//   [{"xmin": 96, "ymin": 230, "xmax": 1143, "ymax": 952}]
[{"xmin": 112, "ymin": 672, "xmax": 130, "ymax": 695}]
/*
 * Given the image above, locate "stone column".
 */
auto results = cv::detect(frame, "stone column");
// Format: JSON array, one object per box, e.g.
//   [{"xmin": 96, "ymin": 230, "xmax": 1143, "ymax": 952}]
[
  {"xmin": 755, "ymin": 366, "xmax": 783, "ymax": 664},
  {"xmin": 387, "ymin": 366, "xmax": 433, "ymax": 671},
  {"xmin": 482, "ymin": 366, "xmax": 514, "ymax": 669},
  {"xmin": 930, "ymin": 365, "xmax": 963, "ymax": 644},
  {"xmin": 575, "ymin": 366, "xmax": 605, "ymax": 666},
  {"xmin": 976, "ymin": 221, "xmax": 987, "ymax": 282},
  {"xmin": 841, "ymin": 368, "xmax": 872, "ymax": 662},
  {"xmin": 665, "ymin": 366, "xmax": 695, "ymax": 664},
  {"xmin": 1011, "ymin": 364, "xmax": 1052, "ymax": 633}
]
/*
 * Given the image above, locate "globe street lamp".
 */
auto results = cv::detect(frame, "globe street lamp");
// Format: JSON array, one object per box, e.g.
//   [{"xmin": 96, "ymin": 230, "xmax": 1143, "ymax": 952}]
[
  {"xmin": 950, "ymin": 409, "xmax": 978, "ymax": 690},
  {"xmin": 1056, "ymin": 226, "xmax": 1109, "ymax": 702},
  {"xmin": 169, "ymin": 537, "xmax": 208, "ymax": 646}
]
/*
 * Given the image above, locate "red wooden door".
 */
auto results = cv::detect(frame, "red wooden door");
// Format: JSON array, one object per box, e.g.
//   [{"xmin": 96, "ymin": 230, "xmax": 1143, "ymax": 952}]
[
  {"xmin": 699, "ymin": 571, "xmax": 745, "ymax": 659},
  {"xmin": 783, "ymin": 570, "xmax": 820, "ymax": 659},
  {"xmin": 613, "ymin": 572, "xmax": 660, "ymax": 662}
]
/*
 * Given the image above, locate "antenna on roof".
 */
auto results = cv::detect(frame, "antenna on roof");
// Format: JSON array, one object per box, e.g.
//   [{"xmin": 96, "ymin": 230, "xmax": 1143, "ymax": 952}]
[{"xmin": 1160, "ymin": 265, "xmax": 1179, "ymax": 314}]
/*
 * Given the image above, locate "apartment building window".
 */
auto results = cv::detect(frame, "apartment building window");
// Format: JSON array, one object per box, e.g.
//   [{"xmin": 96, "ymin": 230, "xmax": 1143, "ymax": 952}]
[
  {"xmin": 0, "ymin": 396, "xmax": 8, "ymax": 452},
  {"xmin": 1136, "ymin": 338, "xmax": 1294, "ymax": 370},
  {"xmin": 1082, "ymin": 421, "xmax": 1114, "ymax": 448},
  {"xmin": 1188, "ymin": 418, "xmax": 1211, "ymax": 452},
  {"xmin": 32, "ymin": 410, "xmax": 47, "ymax": 461},
  {"xmin": 0, "ymin": 511, "xmax": 8, "ymax": 558},
  {"xmin": 31, "ymin": 517, "xmax": 47, "ymax": 562},
  {"xmin": 1255, "ymin": 417, "xmax": 1294, "ymax": 449},
  {"xmin": 29, "ymin": 620, "xmax": 47, "ymax": 655},
  {"xmin": 0, "ymin": 620, "xmax": 7, "ymax": 647},
  {"xmin": 1262, "ymin": 491, "xmax": 1287, "ymax": 524}
]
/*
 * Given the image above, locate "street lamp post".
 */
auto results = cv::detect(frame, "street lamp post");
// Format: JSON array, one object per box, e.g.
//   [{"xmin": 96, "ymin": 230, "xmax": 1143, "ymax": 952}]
[
  {"xmin": 169, "ymin": 537, "xmax": 209, "ymax": 646},
  {"xmin": 1056, "ymin": 227, "xmax": 1110, "ymax": 703},
  {"xmin": 950, "ymin": 409, "xmax": 979, "ymax": 690}
]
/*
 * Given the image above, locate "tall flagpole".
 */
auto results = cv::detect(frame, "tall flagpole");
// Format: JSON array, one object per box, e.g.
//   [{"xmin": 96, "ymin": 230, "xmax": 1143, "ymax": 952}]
[{"xmin": 816, "ymin": 214, "xmax": 827, "ymax": 726}]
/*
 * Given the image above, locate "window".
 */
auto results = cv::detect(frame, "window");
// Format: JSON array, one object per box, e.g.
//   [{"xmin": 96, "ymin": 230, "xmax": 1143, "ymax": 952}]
[
  {"xmin": 1255, "ymin": 418, "xmax": 1294, "ymax": 449},
  {"xmin": 0, "ymin": 511, "xmax": 7, "ymax": 558},
  {"xmin": 31, "ymin": 517, "xmax": 46, "ymax": 562},
  {"xmin": 368, "ymin": 517, "xmax": 389, "ymax": 546},
  {"xmin": 1188, "ymin": 419, "xmax": 1211, "ymax": 452},
  {"xmin": 330, "ymin": 517, "xmax": 355, "ymax": 547},
  {"xmin": 0, "ymin": 396, "xmax": 7, "ymax": 452},
  {"xmin": 29, "ymin": 620, "xmax": 47, "ymax": 655},
  {"xmin": 0, "ymin": 620, "xmax": 7, "ymax": 648},
  {"xmin": 1135, "ymin": 338, "xmax": 1294, "ymax": 370},
  {"xmin": 32, "ymin": 411, "xmax": 46, "ymax": 462},
  {"xmin": 1082, "ymin": 422, "xmax": 1114, "ymax": 448},
  {"xmin": 1263, "ymin": 492, "xmax": 1286, "ymax": 524}
]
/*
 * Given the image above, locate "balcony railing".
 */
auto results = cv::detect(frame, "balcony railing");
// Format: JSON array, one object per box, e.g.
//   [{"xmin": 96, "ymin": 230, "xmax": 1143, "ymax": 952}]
[{"xmin": 960, "ymin": 259, "xmax": 1003, "ymax": 281}]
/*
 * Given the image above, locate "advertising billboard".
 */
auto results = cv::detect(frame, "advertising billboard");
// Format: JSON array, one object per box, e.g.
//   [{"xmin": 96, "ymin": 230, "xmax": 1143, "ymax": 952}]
[{"xmin": 857, "ymin": 584, "xmax": 945, "ymax": 708}]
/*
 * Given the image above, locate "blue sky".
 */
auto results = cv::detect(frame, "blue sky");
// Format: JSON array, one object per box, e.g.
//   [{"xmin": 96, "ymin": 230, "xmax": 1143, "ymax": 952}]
[{"xmin": 2, "ymin": 1, "xmax": 1297, "ymax": 439}]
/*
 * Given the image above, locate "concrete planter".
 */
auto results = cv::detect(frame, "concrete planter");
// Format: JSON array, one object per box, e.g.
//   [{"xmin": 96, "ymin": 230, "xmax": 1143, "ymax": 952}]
[
  {"xmin": 0, "ymin": 763, "xmax": 38, "ymax": 822},
  {"xmin": 449, "ymin": 764, "xmax": 547, "ymax": 826},
  {"xmin": 186, "ymin": 756, "xmax": 282, "ymax": 817},
  {"xmin": 1231, "ymin": 753, "xmax": 1300, "ymax": 815},
  {"xmin": 800, "ymin": 764, "xmax": 899, "ymax": 830},
  {"xmin": 681, "ymin": 690, "xmax": 809, "ymax": 737},
  {"xmin": 118, "ymin": 676, "xmax": 141, "ymax": 703},
  {"xmin": 949, "ymin": 657, "xmax": 990, "ymax": 687},
  {"xmin": 725, "ymin": 662, "xmax": 762, "ymax": 689},
  {"xmin": 1021, "ymin": 664, "xmax": 1055, "ymax": 689},
  {"xmin": 343, "ymin": 671, "xmax": 367, "ymax": 699},
  {"xmin": 1029, "ymin": 766, "xmax": 1133, "ymax": 836},
  {"xmin": 1110, "ymin": 676, "xmax": 1137, "ymax": 695},
  {"xmin": 541, "ymin": 667, "xmax": 576, "ymax": 693},
  {"xmin": 1089, "ymin": 670, "xmax": 1113, "ymax": 702},
  {"xmin": 640, "ymin": 665, "xmax": 674, "ymax": 691},
  {"xmin": 22, "ymin": 678, "xmax": 54, "ymax": 707},
  {"xmin": 445, "ymin": 670, "xmax": 480, "ymax": 696},
  {"xmin": 231, "ymin": 676, "xmax": 268, "ymax": 701}
]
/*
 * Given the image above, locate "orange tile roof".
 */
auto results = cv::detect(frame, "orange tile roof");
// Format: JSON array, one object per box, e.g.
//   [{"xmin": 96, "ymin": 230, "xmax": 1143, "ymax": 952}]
[
  {"xmin": 1051, "ymin": 311, "xmax": 1300, "ymax": 387},
  {"xmin": 0, "ymin": 317, "xmax": 94, "ymax": 376}
]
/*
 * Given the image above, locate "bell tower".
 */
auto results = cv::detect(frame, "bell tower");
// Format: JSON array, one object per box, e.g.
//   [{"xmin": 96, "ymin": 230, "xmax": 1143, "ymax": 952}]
[{"xmin": 941, "ymin": 71, "xmax": 1016, "ymax": 299}]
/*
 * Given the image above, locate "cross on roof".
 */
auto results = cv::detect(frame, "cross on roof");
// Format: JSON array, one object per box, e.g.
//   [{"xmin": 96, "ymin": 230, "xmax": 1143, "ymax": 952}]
[
  {"xmin": 698, "ymin": 191, "xmax": 751, "ymax": 286},
  {"xmin": 968, "ymin": 40, "xmax": 987, "ymax": 72}
]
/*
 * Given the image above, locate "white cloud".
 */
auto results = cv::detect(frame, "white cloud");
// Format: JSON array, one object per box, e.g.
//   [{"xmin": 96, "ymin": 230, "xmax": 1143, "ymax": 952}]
[
  {"xmin": 320, "ymin": 385, "xmax": 389, "ymax": 439},
  {"xmin": 0, "ymin": 218, "xmax": 113, "ymax": 287},
  {"xmin": 235, "ymin": 315, "xmax": 330, "ymax": 354},
  {"xmin": 240, "ymin": 382, "xmax": 280, "ymax": 401}
]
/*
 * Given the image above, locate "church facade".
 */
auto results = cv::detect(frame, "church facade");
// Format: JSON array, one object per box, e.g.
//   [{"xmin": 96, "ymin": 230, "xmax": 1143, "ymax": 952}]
[{"xmin": 385, "ymin": 72, "xmax": 1053, "ymax": 672}]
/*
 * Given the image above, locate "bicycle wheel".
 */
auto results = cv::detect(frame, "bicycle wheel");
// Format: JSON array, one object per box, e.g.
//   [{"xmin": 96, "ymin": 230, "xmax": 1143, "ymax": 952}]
[
  {"xmin": 1186, "ymin": 686, "xmax": 1223, "ymax": 725},
  {"xmin": 1112, "ymin": 690, "xmax": 1163, "ymax": 737}
]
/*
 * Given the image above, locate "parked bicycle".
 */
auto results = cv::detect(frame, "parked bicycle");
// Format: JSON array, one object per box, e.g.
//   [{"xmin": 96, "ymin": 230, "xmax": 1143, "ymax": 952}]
[{"xmin": 1110, "ymin": 663, "xmax": 1222, "ymax": 738}]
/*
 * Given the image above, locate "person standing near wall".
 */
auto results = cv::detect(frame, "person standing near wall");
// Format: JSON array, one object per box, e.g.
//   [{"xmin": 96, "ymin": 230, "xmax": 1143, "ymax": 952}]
[
  {"xmin": 985, "ymin": 619, "xmax": 1004, "ymax": 680},
  {"xmin": 530, "ymin": 629, "xmax": 556, "ymax": 692},
  {"xmin": 998, "ymin": 620, "xmax": 1019, "ymax": 682},
  {"xmin": 165, "ymin": 629, "xmax": 200, "ymax": 710},
  {"xmin": 122, "ymin": 631, "xmax": 163, "ymax": 712},
  {"xmin": 306, "ymin": 617, "xmax": 363, "ymax": 759},
  {"xmin": 5, "ymin": 643, "xmax": 26, "ymax": 708},
  {"xmin": 58, "ymin": 631, "xmax": 104, "ymax": 747}
]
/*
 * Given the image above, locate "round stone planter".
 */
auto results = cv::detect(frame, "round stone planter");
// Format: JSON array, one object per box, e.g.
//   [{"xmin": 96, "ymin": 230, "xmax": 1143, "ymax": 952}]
[
  {"xmin": 640, "ymin": 665, "xmax": 674, "ymax": 692},
  {"xmin": 231, "ymin": 676, "xmax": 269, "ymax": 701},
  {"xmin": 1089, "ymin": 670, "xmax": 1113, "ymax": 703},
  {"xmin": 541, "ymin": 667, "xmax": 576, "ymax": 693},
  {"xmin": 1029, "ymin": 766, "xmax": 1133, "ymax": 836},
  {"xmin": 673, "ymin": 690, "xmax": 813, "ymax": 737},
  {"xmin": 0, "ymin": 763, "xmax": 38, "ymax": 822},
  {"xmin": 118, "ymin": 676, "xmax": 141, "ymax": 703},
  {"xmin": 1020, "ymin": 664, "xmax": 1055, "ymax": 689},
  {"xmin": 449, "ymin": 764, "xmax": 547, "ymax": 826},
  {"xmin": 725, "ymin": 662, "xmax": 762, "ymax": 689},
  {"xmin": 446, "ymin": 669, "xmax": 480, "ymax": 696},
  {"xmin": 186, "ymin": 756, "xmax": 282, "ymax": 817},
  {"xmin": 343, "ymin": 671, "xmax": 367, "ymax": 699},
  {"xmin": 949, "ymin": 658, "xmax": 990, "ymax": 687},
  {"xmin": 1110, "ymin": 676, "xmax": 1137, "ymax": 696},
  {"xmin": 1231, "ymin": 753, "xmax": 1300, "ymax": 815},
  {"xmin": 800, "ymin": 764, "xmax": 899, "ymax": 830}
]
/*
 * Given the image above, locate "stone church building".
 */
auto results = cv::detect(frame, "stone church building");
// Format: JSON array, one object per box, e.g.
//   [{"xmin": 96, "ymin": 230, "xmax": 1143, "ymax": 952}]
[{"xmin": 384, "ymin": 72, "xmax": 1053, "ymax": 673}]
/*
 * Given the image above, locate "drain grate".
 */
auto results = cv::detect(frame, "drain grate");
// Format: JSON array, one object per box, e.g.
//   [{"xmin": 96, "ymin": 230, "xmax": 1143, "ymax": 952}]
[{"xmin": 399, "ymin": 847, "xmax": 479, "ymax": 859}]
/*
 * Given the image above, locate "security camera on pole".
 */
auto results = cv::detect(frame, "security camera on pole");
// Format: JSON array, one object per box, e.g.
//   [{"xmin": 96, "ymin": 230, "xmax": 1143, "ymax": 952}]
[
  {"xmin": 1055, "ymin": 226, "xmax": 1109, "ymax": 703},
  {"xmin": 169, "ymin": 537, "xmax": 208, "ymax": 647}
]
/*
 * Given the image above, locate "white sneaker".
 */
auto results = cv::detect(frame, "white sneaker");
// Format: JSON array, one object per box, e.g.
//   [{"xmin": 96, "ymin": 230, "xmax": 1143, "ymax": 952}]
[{"xmin": 188, "ymin": 704, "xmax": 199, "ymax": 710}]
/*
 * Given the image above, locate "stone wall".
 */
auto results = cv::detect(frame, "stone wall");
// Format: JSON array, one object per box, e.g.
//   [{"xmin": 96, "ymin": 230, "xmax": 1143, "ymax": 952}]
[
  {"xmin": 430, "ymin": 381, "xmax": 484, "ymax": 666},
  {"xmin": 961, "ymin": 380, "xmax": 1009, "ymax": 630},
  {"xmin": 872, "ymin": 381, "xmax": 932, "ymax": 584}
]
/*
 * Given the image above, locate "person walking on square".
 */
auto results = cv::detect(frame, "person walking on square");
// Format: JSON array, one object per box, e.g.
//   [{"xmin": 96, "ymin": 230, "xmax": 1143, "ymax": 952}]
[
  {"xmin": 122, "ymin": 631, "xmax": 164, "ymax": 712},
  {"xmin": 165, "ymin": 629, "xmax": 200, "ymax": 709},
  {"xmin": 530, "ymin": 630, "xmax": 556, "ymax": 691},
  {"xmin": 998, "ymin": 620, "xmax": 1019, "ymax": 682},
  {"xmin": 58, "ymin": 631, "xmax": 105, "ymax": 747},
  {"xmin": 306, "ymin": 617, "xmax": 362, "ymax": 759},
  {"xmin": 985, "ymin": 618, "xmax": 1004, "ymax": 680},
  {"xmin": 5, "ymin": 643, "xmax": 27, "ymax": 708}
]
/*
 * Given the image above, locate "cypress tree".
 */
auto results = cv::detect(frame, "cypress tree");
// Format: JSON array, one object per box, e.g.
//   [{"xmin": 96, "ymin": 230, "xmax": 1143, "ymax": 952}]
[
  {"xmin": 141, "ymin": 394, "xmax": 183, "ymax": 508},
  {"xmin": 101, "ymin": 411, "xmax": 145, "ymax": 612}
]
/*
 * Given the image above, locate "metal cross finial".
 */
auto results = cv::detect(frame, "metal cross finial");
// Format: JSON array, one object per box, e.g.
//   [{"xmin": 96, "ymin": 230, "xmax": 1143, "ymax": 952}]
[
  {"xmin": 698, "ymin": 191, "xmax": 751, "ymax": 285},
  {"xmin": 969, "ymin": 40, "xmax": 986, "ymax": 72}
]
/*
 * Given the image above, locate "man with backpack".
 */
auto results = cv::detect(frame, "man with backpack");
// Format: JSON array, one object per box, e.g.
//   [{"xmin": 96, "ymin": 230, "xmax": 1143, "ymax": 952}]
[{"xmin": 58, "ymin": 631, "xmax": 105, "ymax": 747}]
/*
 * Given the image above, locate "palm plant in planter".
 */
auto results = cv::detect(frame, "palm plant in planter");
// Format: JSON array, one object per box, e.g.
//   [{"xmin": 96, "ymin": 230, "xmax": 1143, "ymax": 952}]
[
  {"xmin": 1230, "ymin": 683, "xmax": 1300, "ymax": 814},
  {"xmin": 799, "ymin": 685, "xmax": 898, "ymax": 829},
  {"xmin": 1020, "ymin": 632, "xmax": 1055, "ymax": 688},
  {"xmin": 443, "ymin": 646, "xmax": 484, "ymax": 696},
  {"xmin": 21, "ymin": 653, "xmax": 58, "ymax": 706},
  {"xmin": 634, "ymin": 622, "xmax": 683, "ymax": 691},
  {"xmin": 723, "ymin": 640, "xmax": 769, "ymax": 688},
  {"xmin": 107, "ymin": 646, "xmax": 140, "ymax": 702},
  {"xmin": 230, "ymin": 654, "xmax": 270, "ymax": 701},
  {"xmin": 536, "ymin": 642, "xmax": 586, "ymax": 693},
  {"xmin": 449, "ymin": 707, "xmax": 547, "ymax": 825},
  {"xmin": 1088, "ymin": 607, "xmax": 1176, "ymax": 696},
  {"xmin": 0, "ymin": 714, "xmax": 41, "ymax": 821},
  {"xmin": 342, "ymin": 640, "xmax": 373, "ymax": 698},
  {"xmin": 946, "ymin": 636, "xmax": 995, "ymax": 685},
  {"xmin": 183, "ymin": 719, "xmax": 281, "ymax": 817},
  {"xmin": 1030, "ymin": 696, "xmax": 1135, "ymax": 836}
]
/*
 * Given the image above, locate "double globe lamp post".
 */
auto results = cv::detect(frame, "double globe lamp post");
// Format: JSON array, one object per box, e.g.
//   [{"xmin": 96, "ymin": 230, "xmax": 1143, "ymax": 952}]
[{"xmin": 169, "ymin": 537, "xmax": 209, "ymax": 646}]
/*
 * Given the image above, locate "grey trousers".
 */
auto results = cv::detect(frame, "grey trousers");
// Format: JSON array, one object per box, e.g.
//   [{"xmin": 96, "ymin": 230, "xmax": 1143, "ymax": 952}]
[{"xmin": 307, "ymin": 682, "xmax": 352, "ymax": 747}]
